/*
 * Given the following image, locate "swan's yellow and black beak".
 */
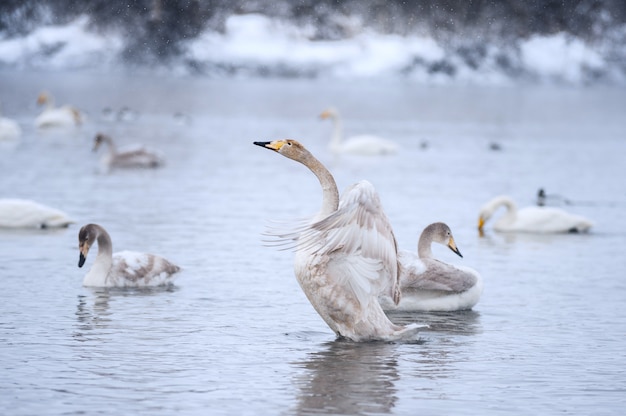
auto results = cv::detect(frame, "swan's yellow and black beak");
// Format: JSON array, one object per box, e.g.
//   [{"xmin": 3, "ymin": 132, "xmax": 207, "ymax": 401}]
[
  {"xmin": 478, "ymin": 216, "xmax": 485, "ymax": 232},
  {"xmin": 78, "ymin": 243, "xmax": 90, "ymax": 268},
  {"xmin": 319, "ymin": 110, "xmax": 331, "ymax": 120},
  {"xmin": 447, "ymin": 237, "xmax": 463, "ymax": 258},
  {"xmin": 254, "ymin": 140, "xmax": 285, "ymax": 152}
]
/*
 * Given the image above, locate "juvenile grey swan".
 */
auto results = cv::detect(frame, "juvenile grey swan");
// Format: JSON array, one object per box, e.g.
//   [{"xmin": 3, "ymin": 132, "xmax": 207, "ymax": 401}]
[
  {"xmin": 478, "ymin": 195, "xmax": 593, "ymax": 233},
  {"xmin": 93, "ymin": 133, "xmax": 165, "ymax": 170},
  {"xmin": 78, "ymin": 223, "xmax": 180, "ymax": 287},
  {"xmin": 254, "ymin": 139, "xmax": 424, "ymax": 342},
  {"xmin": 319, "ymin": 107, "xmax": 398, "ymax": 155},
  {"xmin": 381, "ymin": 222, "xmax": 483, "ymax": 312}
]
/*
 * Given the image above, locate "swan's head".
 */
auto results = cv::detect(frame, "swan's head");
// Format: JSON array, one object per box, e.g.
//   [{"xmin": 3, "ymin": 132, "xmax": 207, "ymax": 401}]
[
  {"xmin": 254, "ymin": 139, "xmax": 310, "ymax": 162},
  {"xmin": 478, "ymin": 212, "xmax": 488, "ymax": 232},
  {"xmin": 478, "ymin": 206, "xmax": 495, "ymax": 231},
  {"xmin": 427, "ymin": 222, "xmax": 463, "ymax": 258},
  {"xmin": 93, "ymin": 133, "xmax": 108, "ymax": 152},
  {"xmin": 36, "ymin": 92, "xmax": 50, "ymax": 106},
  {"xmin": 319, "ymin": 107, "xmax": 338, "ymax": 120},
  {"xmin": 78, "ymin": 224, "xmax": 99, "ymax": 267}
]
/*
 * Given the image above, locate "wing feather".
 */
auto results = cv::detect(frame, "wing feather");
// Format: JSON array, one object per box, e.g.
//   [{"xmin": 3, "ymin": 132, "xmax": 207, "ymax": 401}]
[
  {"xmin": 299, "ymin": 180, "xmax": 400, "ymax": 305},
  {"xmin": 398, "ymin": 251, "xmax": 477, "ymax": 293},
  {"xmin": 111, "ymin": 251, "xmax": 179, "ymax": 286}
]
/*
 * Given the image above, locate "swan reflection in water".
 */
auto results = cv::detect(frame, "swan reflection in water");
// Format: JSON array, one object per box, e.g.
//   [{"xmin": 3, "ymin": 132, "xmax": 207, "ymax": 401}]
[
  {"xmin": 292, "ymin": 340, "xmax": 403, "ymax": 414},
  {"xmin": 74, "ymin": 286, "xmax": 178, "ymax": 337},
  {"xmin": 291, "ymin": 311, "xmax": 481, "ymax": 413}
]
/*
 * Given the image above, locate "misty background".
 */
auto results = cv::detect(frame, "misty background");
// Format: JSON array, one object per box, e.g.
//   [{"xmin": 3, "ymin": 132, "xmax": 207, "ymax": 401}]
[{"xmin": 1, "ymin": 0, "xmax": 625, "ymax": 84}]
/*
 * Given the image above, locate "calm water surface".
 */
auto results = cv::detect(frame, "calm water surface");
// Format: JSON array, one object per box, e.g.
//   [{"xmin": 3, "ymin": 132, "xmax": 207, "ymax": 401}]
[{"xmin": 1, "ymin": 71, "xmax": 625, "ymax": 415}]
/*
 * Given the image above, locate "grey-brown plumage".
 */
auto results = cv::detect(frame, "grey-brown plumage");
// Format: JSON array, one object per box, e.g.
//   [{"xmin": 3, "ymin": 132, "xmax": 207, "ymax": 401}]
[
  {"xmin": 93, "ymin": 133, "xmax": 164, "ymax": 170},
  {"xmin": 382, "ymin": 222, "xmax": 483, "ymax": 312},
  {"xmin": 78, "ymin": 223, "xmax": 180, "ymax": 287}
]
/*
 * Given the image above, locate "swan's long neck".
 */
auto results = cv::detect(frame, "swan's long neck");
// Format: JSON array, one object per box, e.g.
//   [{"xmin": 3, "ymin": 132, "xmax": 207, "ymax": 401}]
[
  {"xmin": 491, "ymin": 196, "xmax": 517, "ymax": 224},
  {"xmin": 45, "ymin": 97, "xmax": 55, "ymax": 110},
  {"xmin": 301, "ymin": 151, "xmax": 339, "ymax": 218},
  {"xmin": 417, "ymin": 230, "xmax": 434, "ymax": 259},
  {"xmin": 103, "ymin": 135, "xmax": 117, "ymax": 157},
  {"xmin": 84, "ymin": 228, "xmax": 113, "ymax": 286},
  {"xmin": 329, "ymin": 115, "xmax": 343, "ymax": 150}
]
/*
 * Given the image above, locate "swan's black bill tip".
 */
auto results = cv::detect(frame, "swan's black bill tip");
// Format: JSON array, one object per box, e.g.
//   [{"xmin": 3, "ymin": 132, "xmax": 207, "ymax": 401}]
[{"xmin": 78, "ymin": 253, "xmax": 86, "ymax": 268}]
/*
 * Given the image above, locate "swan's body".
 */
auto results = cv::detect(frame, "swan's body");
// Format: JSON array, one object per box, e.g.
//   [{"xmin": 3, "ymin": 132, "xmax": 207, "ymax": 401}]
[
  {"xmin": 319, "ymin": 108, "xmax": 398, "ymax": 156},
  {"xmin": 255, "ymin": 139, "xmax": 424, "ymax": 342},
  {"xmin": 0, "ymin": 115, "xmax": 21, "ymax": 140},
  {"xmin": 381, "ymin": 223, "xmax": 483, "ymax": 312},
  {"xmin": 35, "ymin": 92, "xmax": 82, "ymax": 128},
  {"xmin": 478, "ymin": 195, "xmax": 593, "ymax": 233},
  {"xmin": 78, "ymin": 223, "xmax": 180, "ymax": 287},
  {"xmin": 0, "ymin": 198, "xmax": 73, "ymax": 228},
  {"xmin": 93, "ymin": 133, "xmax": 164, "ymax": 170}
]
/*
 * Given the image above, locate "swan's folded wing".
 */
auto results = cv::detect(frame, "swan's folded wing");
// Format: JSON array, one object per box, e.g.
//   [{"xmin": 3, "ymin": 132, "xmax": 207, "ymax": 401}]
[
  {"xmin": 112, "ymin": 251, "xmax": 180, "ymax": 285},
  {"xmin": 517, "ymin": 206, "xmax": 592, "ymax": 232},
  {"xmin": 115, "ymin": 145, "xmax": 164, "ymax": 166},
  {"xmin": 0, "ymin": 199, "xmax": 73, "ymax": 228},
  {"xmin": 299, "ymin": 180, "xmax": 400, "ymax": 305},
  {"xmin": 400, "ymin": 256, "xmax": 477, "ymax": 293}
]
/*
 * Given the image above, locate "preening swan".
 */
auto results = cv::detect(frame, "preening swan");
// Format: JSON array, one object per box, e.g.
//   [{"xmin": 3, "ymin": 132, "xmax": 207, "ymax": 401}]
[
  {"xmin": 478, "ymin": 195, "xmax": 593, "ymax": 233},
  {"xmin": 0, "ymin": 110, "xmax": 21, "ymax": 140},
  {"xmin": 0, "ymin": 198, "xmax": 73, "ymax": 228},
  {"xmin": 381, "ymin": 222, "xmax": 483, "ymax": 312},
  {"xmin": 319, "ymin": 107, "xmax": 398, "ymax": 156},
  {"xmin": 254, "ymin": 139, "xmax": 424, "ymax": 342},
  {"xmin": 78, "ymin": 223, "xmax": 180, "ymax": 287},
  {"xmin": 35, "ymin": 91, "xmax": 82, "ymax": 128},
  {"xmin": 93, "ymin": 133, "xmax": 165, "ymax": 170}
]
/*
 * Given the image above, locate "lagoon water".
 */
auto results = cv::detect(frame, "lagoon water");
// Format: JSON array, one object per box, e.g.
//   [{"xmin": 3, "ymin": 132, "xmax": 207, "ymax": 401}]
[{"xmin": 1, "ymin": 71, "xmax": 625, "ymax": 415}]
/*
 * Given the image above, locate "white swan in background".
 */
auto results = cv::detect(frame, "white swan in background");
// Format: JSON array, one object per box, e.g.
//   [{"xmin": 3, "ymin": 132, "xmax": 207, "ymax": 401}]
[
  {"xmin": 478, "ymin": 195, "xmax": 593, "ymax": 233},
  {"xmin": 254, "ymin": 139, "xmax": 424, "ymax": 342},
  {"xmin": 78, "ymin": 223, "xmax": 181, "ymax": 287},
  {"xmin": 319, "ymin": 107, "xmax": 398, "ymax": 156},
  {"xmin": 35, "ymin": 91, "xmax": 82, "ymax": 128},
  {"xmin": 0, "ymin": 108, "xmax": 21, "ymax": 140},
  {"xmin": 0, "ymin": 198, "xmax": 74, "ymax": 228},
  {"xmin": 93, "ymin": 133, "xmax": 165, "ymax": 170},
  {"xmin": 381, "ymin": 222, "xmax": 483, "ymax": 312}
]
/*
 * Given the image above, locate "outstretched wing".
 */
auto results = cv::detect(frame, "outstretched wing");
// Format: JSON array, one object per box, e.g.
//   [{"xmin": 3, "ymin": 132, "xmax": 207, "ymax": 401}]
[{"xmin": 298, "ymin": 180, "xmax": 400, "ymax": 307}]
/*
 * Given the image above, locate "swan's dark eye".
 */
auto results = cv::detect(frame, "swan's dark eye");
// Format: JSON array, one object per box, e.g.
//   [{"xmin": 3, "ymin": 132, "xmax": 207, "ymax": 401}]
[{"xmin": 287, "ymin": 142, "xmax": 292, "ymax": 146}]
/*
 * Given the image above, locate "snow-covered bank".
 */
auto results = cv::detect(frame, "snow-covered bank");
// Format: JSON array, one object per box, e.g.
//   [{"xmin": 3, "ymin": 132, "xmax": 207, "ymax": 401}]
[{"xmin": 1, "ymin": 7, "xmax": 624, "ymax": 85}]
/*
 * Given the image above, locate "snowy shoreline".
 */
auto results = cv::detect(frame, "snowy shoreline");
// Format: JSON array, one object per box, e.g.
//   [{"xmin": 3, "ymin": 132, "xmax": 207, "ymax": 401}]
[{"xmin": 0, "ymin": 11, "xmax": 624, "ymax": 85}]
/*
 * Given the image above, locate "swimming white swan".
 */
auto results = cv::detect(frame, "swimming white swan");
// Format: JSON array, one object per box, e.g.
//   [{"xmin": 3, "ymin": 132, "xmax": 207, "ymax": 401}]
[
  {"xmin": 254, "ymin": 139, "xmax": 424, "ymax": 342},
  {"xmin": 0, "ymin": 198, "xmax": 74, "ymax": 228},
  {"xmin": 35, "ymin": 91, "xmax": 82, "ymax": 128},
  {"xmin": 93, "ymin": 133, "xmax": 165, "ymax": 170},
  {"xmin": 0, "ymin": 110, "xmax": 21, "ymax": 140},
  {"xmin": 381, "ymin": 222, "xmax": 483, "ymax": 312},
  {"xmin": 478, "ymin": 195, "xmax": 593, "ymax": 233},
  {"xmin": 319, "ymin": 107, "xmax": 398, "ymax": 156},
  {"xmin": 78, "ymin": 223, "xmax": 181, "ymax": 287}
]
